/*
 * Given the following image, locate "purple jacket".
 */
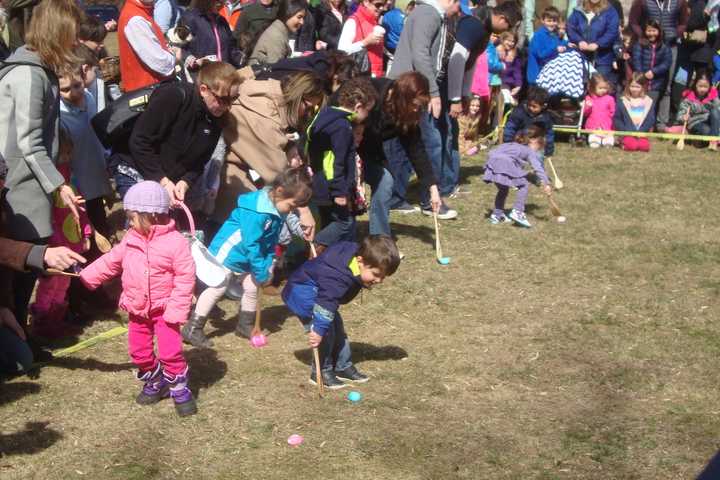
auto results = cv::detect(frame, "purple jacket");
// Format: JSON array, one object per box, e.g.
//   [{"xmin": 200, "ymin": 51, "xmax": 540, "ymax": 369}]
[
  {"xmin": 483, "ymin": 143, "xmax": 549, "ymax": 185},
  {"xmin": 500, "ymin": 56, "xmax": 523, "ymax": 90}
]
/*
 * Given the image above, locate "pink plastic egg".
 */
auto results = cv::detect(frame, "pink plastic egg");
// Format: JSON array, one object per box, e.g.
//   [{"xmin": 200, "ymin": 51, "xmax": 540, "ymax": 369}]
[
  {"xmin": 287, "ymin": 434, "xmax": 304, "ymax": 446},
  {"xmin": 250, "ymin": 334, "xmax": 267, "ymax": 348}
]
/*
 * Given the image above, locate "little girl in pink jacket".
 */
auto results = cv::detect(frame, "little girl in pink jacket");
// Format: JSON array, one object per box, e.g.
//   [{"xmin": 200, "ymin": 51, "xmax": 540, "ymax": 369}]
[
  {"xmin": 80, "ymin": 181, "xmax": 198, "ymax": 417},
  {"xmin": 583, "ymin": 73, "xmax": 616, "ymax": 148}
]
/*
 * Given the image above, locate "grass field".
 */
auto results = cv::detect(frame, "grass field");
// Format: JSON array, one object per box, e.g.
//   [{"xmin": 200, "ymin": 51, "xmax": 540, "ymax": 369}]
[{"xmin": 2, "ymin": 141, "xmax": 720, "ymax": 479}]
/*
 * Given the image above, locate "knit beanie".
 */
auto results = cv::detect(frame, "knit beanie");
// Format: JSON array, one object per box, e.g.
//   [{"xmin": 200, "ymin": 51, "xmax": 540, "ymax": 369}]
[{"xmin": 123, "ymin": 181, "xmax": 170, "ymax": 214}]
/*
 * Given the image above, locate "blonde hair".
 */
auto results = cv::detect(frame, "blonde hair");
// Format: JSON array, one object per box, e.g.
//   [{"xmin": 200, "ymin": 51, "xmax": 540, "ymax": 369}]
[
  {"xmin": 25, "ymin": 0, "xmax": 84, "ymax": 74},
  {"xmin": 582, "ymin": 0, "xmax": 608, "ymax": 13},
  {"xmin": 281, "ymin": 72, "xmax": 326, "ymax": 131},
  {"xmin": 197, "ymin": 61, "xmax": 242, "ymax": 96}
]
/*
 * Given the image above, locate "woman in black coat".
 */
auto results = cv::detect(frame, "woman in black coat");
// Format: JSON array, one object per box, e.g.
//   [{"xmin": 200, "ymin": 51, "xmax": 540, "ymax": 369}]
[{"xmin": 314, "ymin": 0, "xmax": 346, "ymax": 50}]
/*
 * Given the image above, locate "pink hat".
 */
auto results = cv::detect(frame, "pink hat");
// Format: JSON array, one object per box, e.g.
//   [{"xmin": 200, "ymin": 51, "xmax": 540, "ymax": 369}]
[{"xmin": 123, "ymin": 181, "xmax": 170, "ymax": 214}]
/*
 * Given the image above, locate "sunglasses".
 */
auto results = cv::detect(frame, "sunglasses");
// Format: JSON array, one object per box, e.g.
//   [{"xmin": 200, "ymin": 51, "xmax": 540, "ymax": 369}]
[
  {"xmin": 370, "ymin": 1, "xmax": 385, "ymax": 9},
  {"xmin": 204, "ymin": 86, "xmax": 239, "ymax": 106}
]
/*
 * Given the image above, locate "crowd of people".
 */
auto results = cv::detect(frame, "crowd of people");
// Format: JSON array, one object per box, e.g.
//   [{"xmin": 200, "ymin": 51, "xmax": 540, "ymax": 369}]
[{"xmin": 0, "ymin": 0, "xmax": 718, "ymax": 416}]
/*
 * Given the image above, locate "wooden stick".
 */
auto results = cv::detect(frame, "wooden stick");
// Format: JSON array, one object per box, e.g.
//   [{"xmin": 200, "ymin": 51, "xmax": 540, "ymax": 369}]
[
  {"xmin": 433, "ymin": 211, "xmax": 443, "ymax": 261},
  {"xmin": 252, "ymin": 287, "xmax": 262, "ymax": 337},
  {"xmin": 677, "ymin": 118, "xmax": 689, "ymax": 150},
  {"xmin": 312, "ymin": 347, "xmax": 324, "ymax": 398},
  {"xmin": 547, "ymin": 193, "xmax": 562, "ymax": 217},
  {"xmin": 309, "ymin": 242, "xmax": 318, "ymax": 259},
  {"xmin": 546, "ymin": 157, "xmax": 564, "ymax": 190},
  {"xmin": 46, "ymin": 268, "xmax": 80, "ymax": 278}
]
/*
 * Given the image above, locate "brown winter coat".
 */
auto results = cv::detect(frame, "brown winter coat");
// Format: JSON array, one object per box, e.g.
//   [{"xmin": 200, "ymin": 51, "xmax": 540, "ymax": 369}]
[{"xmin": 215, "ymin": 78, "xmax": 290, "ymax": 222}]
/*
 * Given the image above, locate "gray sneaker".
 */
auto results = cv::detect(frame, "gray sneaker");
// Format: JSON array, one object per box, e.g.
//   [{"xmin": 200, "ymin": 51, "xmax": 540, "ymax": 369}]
[
  {"xmin": 390, "ymin": 201, "xmax": 420, "ymax": 214},
  {"xmin": 421, "ymin": 203, "xmax": 458, "ymax": 220}
]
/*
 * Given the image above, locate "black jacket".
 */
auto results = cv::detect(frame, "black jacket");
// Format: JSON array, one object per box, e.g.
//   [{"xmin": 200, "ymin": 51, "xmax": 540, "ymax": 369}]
[
  {"xmin": 503, "ymin": 104, "xmax": 555, "ymax": 157},
  {"xmin": 127, "ymin": 83, "xmax": 221, "ymax": 186},
  {"xmin": 314, "ymin": 3, "xmax": 344, "ymax": 50},
  {"xmin": 357, "ymin": 78, "xmax": 438, "ymax": 189}
]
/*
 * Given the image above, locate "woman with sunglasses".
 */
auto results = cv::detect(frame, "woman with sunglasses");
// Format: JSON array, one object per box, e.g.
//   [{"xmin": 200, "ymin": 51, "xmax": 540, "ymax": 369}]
[
  {"xmin": 338, "ymin": 0, "xmax": 386, "ymax": 77},
  {"xmin": 110, "ymin": 62, "xmax": 242, "ymax": 205},
  {"xmin": 180, "ymin": 0, "xmax": 245, "ymax": 78}
]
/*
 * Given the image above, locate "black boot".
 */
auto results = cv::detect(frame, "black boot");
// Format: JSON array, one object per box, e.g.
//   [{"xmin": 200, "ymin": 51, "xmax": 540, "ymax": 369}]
[
  {"xmin": 181, "ymin": 312, "xmax": 214, "ymax": 348},
  {"xmin": 234, "ymin": 310, "xmax": 255, "ymax": 339}
]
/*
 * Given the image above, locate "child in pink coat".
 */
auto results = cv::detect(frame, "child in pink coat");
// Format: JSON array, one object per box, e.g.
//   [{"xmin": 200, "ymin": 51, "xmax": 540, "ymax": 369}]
[
  {"xmin": 583, "ymin": 73, "xmax": 616, "ymax": 148},
  {"xmin": 31, "ymin": 129, "xmax": 92, "ymax": 338},
  {"xmin": 80, "ymin": 181, "xmax": 198, "ymax": 417}
]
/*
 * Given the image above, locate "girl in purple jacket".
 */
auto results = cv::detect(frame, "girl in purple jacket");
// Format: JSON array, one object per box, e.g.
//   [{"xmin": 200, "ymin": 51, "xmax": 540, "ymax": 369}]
[
  {"xmin": 498, "ymin": 31, "xmax": 522, "ymax": 105},
  {"xmin": 483, "ymin": 125, "xmax": 552, "ymax": 228}
]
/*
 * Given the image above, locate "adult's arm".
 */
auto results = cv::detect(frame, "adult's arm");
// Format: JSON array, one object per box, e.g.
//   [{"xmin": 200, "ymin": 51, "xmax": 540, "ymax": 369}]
[
  {"xmin": 338, "ymin": 18, "xmax": 364, "ymax": 54},
  {"xmin": 595, "ymin": 10, "xmax": 620, "ymax": 48},
  {"xmin": 566, "ymin": 12, "xmax": 585, "ymax": 44},
  {"xmin": 628, "ymin": 0, "xmax": 646, "ymax": 40},
  {"xmin": 0, "ymin": 239, "xmax": 85, "ymax": 273},
  {"xmin": 447, "ymin": 16, "xmax": 488, "ymax": 101},
  {"xmin": 677, "ymin": 0, "xmax": 690, "ymax": 38},
  {"xmin": 407, "ymin": 10, "xmax": 442, "ymax": 98},
  {"xmin": 129, "ymin": 86, "xmax": 185, "ymax": 181},
  {"xmin": 124, "ymin": 16, "xmax": 176, "ymax": 77},
  {"xmin": 4, "ymin": 66, "xmax": 65, "ymax": 194}
]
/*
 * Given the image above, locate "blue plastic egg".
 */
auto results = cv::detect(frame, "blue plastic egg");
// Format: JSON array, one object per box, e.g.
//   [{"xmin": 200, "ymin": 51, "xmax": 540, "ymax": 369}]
[{"xmin": 347, "ymin": 391, "xmax": 362, "ymax": 403}]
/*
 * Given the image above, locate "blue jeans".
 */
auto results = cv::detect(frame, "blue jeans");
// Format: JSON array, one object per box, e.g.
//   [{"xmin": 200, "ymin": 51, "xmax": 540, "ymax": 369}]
[
  {"xmin": 0, "ymin": 326, "xmax": 33, "ymax": 375},
  {"xmin": 383, "ymin": 138, "xmax": 414, "ymax": 208},
  {"xmin": 284, "ymin": 283, "xmax": 352, "ymax": 373},
  {"xmin": 364, "ymin": 161, "xmax": 394, "ymax": 236},
  {"xmin": 419, "ymin": 98, "xmax": 459, "ymax": 206},
  {"xmin": 315, "ymin": 204, "xmax": 357, "ymax": 246},
  {"xmin": 690, "ymin": 108, "xmax": 720, "ymax": 136}
]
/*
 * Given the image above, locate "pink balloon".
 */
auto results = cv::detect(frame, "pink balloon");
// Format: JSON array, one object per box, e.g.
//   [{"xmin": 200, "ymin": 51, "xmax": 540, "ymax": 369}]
[
  {"xmin": 287, "ymin": 434, "xmax": 304, "ymax": 446},
  {"xmin": 250, "ymin": 334, "xmax": 267, "ymax": 348}
]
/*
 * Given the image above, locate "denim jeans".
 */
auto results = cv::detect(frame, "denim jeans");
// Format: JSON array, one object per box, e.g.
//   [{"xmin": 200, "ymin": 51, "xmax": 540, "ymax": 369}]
[
  {"xmin": 114, "ymin": 170, "xmax": 140, "ymax": 200},
  {"xmin": 364, "ymin": 160, "xmax": 394, "ymax": 236},
  {"xmin": 302, "ymin": 312, "xmax": 352, "ymax": 373},
  {"xmin": 383, "ymin": 138, "xmax": 414, "ymax": 208},
  {"xmin": 315, "ymin": 204, "xmax": 357, "ymax": 246},
  {"xmin": 419, "ymin": 95, "xmax": 459, "ymax": 206},
  {"xmin": 0, "ymin": 326, "xmax": 33, "ymax": 375},
  {"xmin": 690, "ymin": 108, "xmax": 720, "ymax": 136}
]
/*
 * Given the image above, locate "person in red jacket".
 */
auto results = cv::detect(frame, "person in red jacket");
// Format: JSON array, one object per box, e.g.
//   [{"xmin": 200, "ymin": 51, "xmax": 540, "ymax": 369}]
[{"xmin": 118, "ymin": 0, "xmax": 180, "ymax": 91}]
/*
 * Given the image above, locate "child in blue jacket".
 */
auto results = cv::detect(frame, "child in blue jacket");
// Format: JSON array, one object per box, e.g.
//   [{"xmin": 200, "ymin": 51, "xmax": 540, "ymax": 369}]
[
  {"xmin": 182, "ymin": 168, "xmax": 313, "ymax": 348},
  {"xmin": 527, "ymin": 7, "xmax": 567, "ymax": 85},
  {"xmin": 631, "ymin": 19, "xmax": 672, "ymax": 101},
  {"xmin": 503, "ymin": 86, "xmax": 555, "ymax": 158},
  {"xmin": 309, "ymin": 76, "xmax": 376, "ymax": 249},
  {"xmin": 282, "ymin": 235, "xmax": 401, "ymax": 389}
]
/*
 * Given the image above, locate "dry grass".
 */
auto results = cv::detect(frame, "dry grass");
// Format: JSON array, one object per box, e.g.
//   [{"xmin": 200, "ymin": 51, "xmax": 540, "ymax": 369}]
[{"xmin": 2, "ymin": 141, "xmax": 720, "ymax": 479}]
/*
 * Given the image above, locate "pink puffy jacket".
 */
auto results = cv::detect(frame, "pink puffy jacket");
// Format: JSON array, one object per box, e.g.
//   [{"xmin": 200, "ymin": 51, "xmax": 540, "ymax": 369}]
[
  {"xmin": 471, "ymin": 51, "xmax": 490, "ymax": 98},
  {"xmin": 583, "ymin": 94, "xmax": 615, "ymax": 131},
  {"xmin": 80, "ymin": 220, "xmax": 195, "ymax": 324}
]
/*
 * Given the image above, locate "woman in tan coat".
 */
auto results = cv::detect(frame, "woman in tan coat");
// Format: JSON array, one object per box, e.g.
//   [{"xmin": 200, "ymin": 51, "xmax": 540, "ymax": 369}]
[{"xmin": 216, "ymin": 71, "xmax": 325, "ymax": 230}]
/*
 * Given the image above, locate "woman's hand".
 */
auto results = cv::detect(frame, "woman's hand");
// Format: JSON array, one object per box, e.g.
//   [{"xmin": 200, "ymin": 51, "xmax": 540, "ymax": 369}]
[
  {"xmin": 0, "ymin": 307, "xmax": 26, "ymax": 341},
  {"xmin": 645, "ymin": 70, "xmax": 654, "ymax": 80},
  {"xmin": 587, "ymin": 43, "xmax": 599, "ymax": 52},
  {"xmin": 429, "ymin": 184, "xmax": 442, "ymax": 213},
  {"xmin": 44, "ymin": 247, "xmax": 86, "ymax": 270},
  {"xmin": 297, "ymin": 206, "xmax": 316, "ymax": 241},
  {"xmin": 315, "ymin": 40, "xmax": 328, "ymax": 50},
  {"xmin": 58, "ymin": 185, "xmax": 85, "ymax": 223},
  {"xmin": 578, "ymin": 40, "xmax": 589, "ymax": 50},
  {"xmin": 362, "ymin": 32, "xmax": 383, "ymax": 47}
]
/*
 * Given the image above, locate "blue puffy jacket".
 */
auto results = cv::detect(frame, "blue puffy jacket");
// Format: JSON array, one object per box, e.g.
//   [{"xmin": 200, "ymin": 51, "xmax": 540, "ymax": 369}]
[
  {"xmin": 209, "ymin": 188, "xmax": 284, "ymax": 282},
  {"xmin": 527, "ymin": 26, "xmax": 567, "ymax": 84},
  {"xmin": 282, "ymin": 241, "xmax": 364, "ymax": 336},
  {"xmin": 631, "ymin": 42, "xmax": 672, "ymax": 92},
  {"xmin": 567, "ymin": 6, "xmax": 620, "ymax": 67}
]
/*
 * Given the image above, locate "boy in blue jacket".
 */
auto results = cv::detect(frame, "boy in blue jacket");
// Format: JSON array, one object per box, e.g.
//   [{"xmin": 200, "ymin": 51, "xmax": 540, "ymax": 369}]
[
  {"xmin": 503, "ymin": 86, "xmax": 555, "ymax": 158},
  {"xmin": 308, "ymin": 76, "xmax": 376, "ymax": 249},
  {"xmin": 527, "ymin": 7, "xmax": 567, "ymax": 85},
  {"xmin": 282, "ymin": 235, "xmax": 401, "ymax": 389}
]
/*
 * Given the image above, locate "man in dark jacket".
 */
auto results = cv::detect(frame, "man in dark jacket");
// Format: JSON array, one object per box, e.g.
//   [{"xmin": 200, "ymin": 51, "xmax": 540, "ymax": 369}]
[{"xmin": 282, "ymin": 236, "xmax": 400, "ymax": 389}]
